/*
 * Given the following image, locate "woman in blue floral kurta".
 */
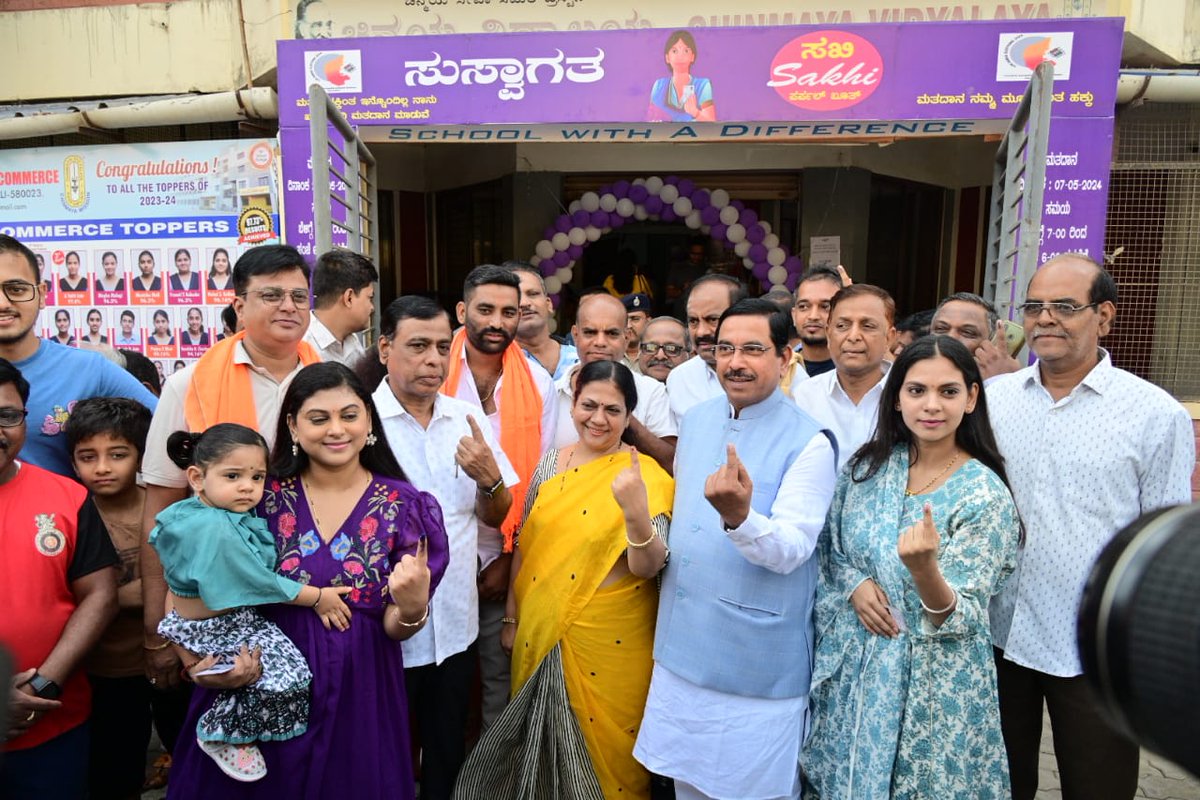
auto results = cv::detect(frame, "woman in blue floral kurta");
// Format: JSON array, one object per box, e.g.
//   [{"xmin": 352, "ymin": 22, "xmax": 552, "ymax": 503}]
[{"xmin": 803, "ymin": 336, "xmax": 1021, "ymax": 800}]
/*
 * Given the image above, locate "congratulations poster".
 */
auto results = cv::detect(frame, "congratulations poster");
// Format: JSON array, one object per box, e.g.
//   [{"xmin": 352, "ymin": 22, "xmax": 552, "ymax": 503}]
[{"xmin": 0, "ymin": 139, "xmax": 281, "ymax": 380}]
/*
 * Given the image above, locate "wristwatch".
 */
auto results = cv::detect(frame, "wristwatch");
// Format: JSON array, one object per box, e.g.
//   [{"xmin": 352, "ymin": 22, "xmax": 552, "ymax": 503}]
[
  {"xmin": 26, "ymin": 672, "xmax": 62, "ymax": 700},
  {"xmin": 480, "ymin": 477, "xmax": 505, "ymax": 498}
]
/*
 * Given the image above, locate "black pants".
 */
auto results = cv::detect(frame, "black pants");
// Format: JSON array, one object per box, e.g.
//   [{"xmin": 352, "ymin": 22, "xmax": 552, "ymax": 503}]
[
  {"xmin": 994, "ymin": 648, "xmax": 1139, "ymax": 800},
  {"xmin": 86, "ymin": 674, "xmax": 191, "ymax": 800},
  {"xmin": 405, "ymin": 644, "xmax": 477, "ymax": 800},
  {"xmin": 0, "ymin": 722, "xmax": 89, "ymax": 800}
]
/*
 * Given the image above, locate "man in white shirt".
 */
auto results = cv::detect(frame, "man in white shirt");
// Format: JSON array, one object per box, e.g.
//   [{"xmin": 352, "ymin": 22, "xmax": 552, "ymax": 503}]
[
  {"xmin": 506, "ymin": 262, "xmax": 578, "ymax": 381},
  {"xmin": 665, "ymin": 274, "xmax": 747, "ymax": 421},
  {"xmin": 371, "ymin": 295, "xmax": 516, "ymax": 800},
  {"xmin": 302, "ymin": 249, "xmax": 377, "ymax": 367},
  {"xmin": 445, "ymin": 264, "xmax": 558, "ymax": 730},
  {"xmin": 791, "ymin": 284, "xmax": 896, "ymax": 471},
  {"xmin": 987, "ymin": 255, "xmax": 1195, "ymax": 800},
  {"xmin": 551, "ymin": 293, "xmax": 677, "ymax": 472}
]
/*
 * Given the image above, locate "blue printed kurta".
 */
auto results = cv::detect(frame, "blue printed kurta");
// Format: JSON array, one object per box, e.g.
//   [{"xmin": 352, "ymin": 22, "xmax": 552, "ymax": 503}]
[{"xmin": 802, "ymin": 447, "xmax": 1020, "ymax": 800}]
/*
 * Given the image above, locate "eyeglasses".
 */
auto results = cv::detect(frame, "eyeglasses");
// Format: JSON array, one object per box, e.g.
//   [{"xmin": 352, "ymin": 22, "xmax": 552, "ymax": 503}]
[
  {"xmin": 639, "ymin": 342, "xmax": 687, "ymax": 357},
  {"xmin": 1016, "ymin": 301, "xmax": 1098, "ymax": 319},
  {"xmin": 713, "ymin": 343, "xmax": 774, "ymax": 358},
  {"xmin": 0, "ymin": 407, "xmax": 28, "ymax": 428},
  {"xmin": 0, "ymin": 280, "xmax": 38, "ymax": 303},
  {"xmin": 240, "ymin": 288, "xmax": 311, "ymax": 308}
]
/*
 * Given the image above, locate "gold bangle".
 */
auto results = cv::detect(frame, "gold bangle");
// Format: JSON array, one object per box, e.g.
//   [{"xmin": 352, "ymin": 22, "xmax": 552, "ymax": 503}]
[
  {"xmin": 500, "ymin": 616, "xmax": 518, "ymax": 625},
  {"xmin": 143, "ymin": 640, "xmax": 172, "ymax": 651},
  {"xmin": 626, "ymin": 531, "xmax": 656, "ymax": 549},
  {"xmin": 394, "ymin": 603, "xmax": 429, "ymax": 628}
]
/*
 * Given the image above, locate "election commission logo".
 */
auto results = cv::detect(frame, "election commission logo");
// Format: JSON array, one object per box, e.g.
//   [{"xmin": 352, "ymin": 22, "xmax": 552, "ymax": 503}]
[
  {"xmin": 996, "ymin": 32, "xmax": 1074, "ymax": 81},
  {"xmin": 306, "ymin": 50, "xmax": 363, "ymax": 94},
  {"xmin": 35, "ymin": 513, "xmax": 67, "ymax": 557}
]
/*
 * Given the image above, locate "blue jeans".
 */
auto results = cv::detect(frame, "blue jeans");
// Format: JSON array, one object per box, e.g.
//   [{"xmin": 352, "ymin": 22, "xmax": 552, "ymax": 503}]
[{"xmin": 1, "ymin": 722, "xmax": 89, "ymax": 800}]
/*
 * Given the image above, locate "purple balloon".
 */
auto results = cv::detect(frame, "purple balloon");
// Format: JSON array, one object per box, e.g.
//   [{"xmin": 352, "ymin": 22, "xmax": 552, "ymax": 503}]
[
  {"xmin": 739, "ymin": 208, "xmax": 759, "ymax": 227},
  {"xmin": 612, "ymin": 180, "xmax": 631, "ymax": 198},
  {"xmin": 785, "ymin": 271, "xmax": 801, "ymax": 291},
  {"xmin": 610, "ymin": 214, "xmax": 627, "ymax": 229},
  {"xmin": 548, "ymin": 292, "xmax": 561, "ymax": 307},
  {"xmin": 761, "ymin": 279, "xmax": 773, "ymax": 293},
  {"xmin": 731, "ymin": 199, "xmax": 745, "ymax": 211},
  {"xmin": 660, "ymin": 207, "xmax": 678, "ymax": 223},
  {"xmin": 541, "ymin": 260, "xmax": 558, "ymax": 278},
  {"xmin": 644, "ymin": 196, "xmax": 664, "ymax": 215},
  {"xmin": 677, "ymin": 178, "xmax": 695, "ymax": 197},
  {"xmin": 752, "ymin": 262, "xmax": 771, "ymax": 281},
  {"xmin": 567, "ymin": 244, "xmax": 584, "ymax": 259},
  {"xmin": 691, "ymin": 189, "xmax": 711, "ymax": 210},
  {"xmin": 590, "ymin": 210, "xmax": 609, "ymax": 227},
  {"xmin": 556, "ymin": 215, "xmax": 574, "ymax": 233},
  {"xmin": 598, "ymin": 185, "xmax": 612, "ymax": 196},
  {"xmin": 749, "ymin": 243, "xmax": 768, "ymax": 262},
  {"xmin": 543, "ymin": 226, "xmax": 557, "ymax": 241},
  {"xmin": 700, "ymin": 206, "xmax": 721, "ymax": 225},
  {"xmin": 784, "ymin": 255, "xmax": 803, "ymax": 274},
  {"xmin": 571, "ymin": 210, "xmax": 590, "ymax": 228},
  {"xmin": 628, "ymin": 184, "xmax": 649, "ymax": 204},
  {"xmin": 746, "ymin": 224, "xmax": 766, "ymax": 244},
  {"xmin": 552, "ymin": 250, "xmax": 570, "ymax": 268},
  {"xmin": 710, "ymin": 223, "xmax": 728, "ymax": 241},
  {"xmin": 664, "ymin": 175, "xmax": 679, "ymax": 185}
]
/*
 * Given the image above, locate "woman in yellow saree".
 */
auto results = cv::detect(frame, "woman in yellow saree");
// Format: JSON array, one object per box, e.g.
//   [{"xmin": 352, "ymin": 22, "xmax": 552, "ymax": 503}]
[{"xmin": 455, "ymin": 360, "xmax": 674, "ymax": 800}]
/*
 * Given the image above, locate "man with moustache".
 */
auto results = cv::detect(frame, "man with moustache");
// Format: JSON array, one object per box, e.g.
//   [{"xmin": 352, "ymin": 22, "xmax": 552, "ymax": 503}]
[
  {"xmin": 635, "ymin": 299, "xmax": 836, "ymax": 800},
  {"xmin": 988, "ymin": 255, "xmax": 1194, "ymax": 800},
  {"xmin": 929, "ymin": 292, "xmax": 1021, "ymax": 381},
  {"xmin": 622, "ymin": 292, "xmax": 652, "ymax": 371},
  {"xmin": 791, "ymin": 283, "xmax": 896, "ymax": 471},
  {"xmin": 507, "ymin": 262, "xmax": 578, "ymax": 380},
  {"xmin": 638, "ymin": 317, "xmax": 690, "ymax": 383},
  {"xmin": 791, "ymin": 267, "xmax": 842, "ymax": 377},
  {"xmin": 441, "ymin": 264, "xmax": 557, "ymax": 730},
  {"xmin": 372, "ymin": 295, "xmax": 516, "ymax": 799},
  {"xmin": 551, "ymin": 293, "xmax": 677, "ymax": 472},
  {"xmin": 665, "ymin": 274, "xmax": 747, "ymax": 421}
]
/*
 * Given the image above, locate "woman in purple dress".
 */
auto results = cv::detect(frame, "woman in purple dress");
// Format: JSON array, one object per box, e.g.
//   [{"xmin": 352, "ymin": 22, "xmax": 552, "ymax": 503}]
[{"xmin": 167, "ymin": 362, "xmax": 450, "ymax": 798}]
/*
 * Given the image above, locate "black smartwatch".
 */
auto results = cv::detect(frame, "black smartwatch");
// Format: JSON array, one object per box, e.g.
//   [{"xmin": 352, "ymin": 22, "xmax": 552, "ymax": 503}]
[{"xmin": 26, "ymin": 672, "xmax": 62, "ymax": 700}]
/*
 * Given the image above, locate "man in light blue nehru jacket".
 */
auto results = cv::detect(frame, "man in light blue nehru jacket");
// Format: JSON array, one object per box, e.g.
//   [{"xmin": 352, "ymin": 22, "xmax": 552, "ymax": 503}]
[{"xmin": 634, "ymin": 298, "xmax": 837, "ymax": 800}]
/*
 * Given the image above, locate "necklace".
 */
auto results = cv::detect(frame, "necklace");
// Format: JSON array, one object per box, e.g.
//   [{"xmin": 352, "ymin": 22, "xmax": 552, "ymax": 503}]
[
  {"xmin": 906, "ymin": 450, "xmax": 961, "ymax": 496},
  {"xmin": 302, "ymin": 471, "xmax": 371, "ymax": 535}
]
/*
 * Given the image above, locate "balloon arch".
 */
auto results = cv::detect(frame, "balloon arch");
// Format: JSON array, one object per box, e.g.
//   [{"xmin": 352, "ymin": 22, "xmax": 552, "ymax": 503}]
[{"xmin": 529, "ymin": 175, "xmax": 804, "ymax": 308}]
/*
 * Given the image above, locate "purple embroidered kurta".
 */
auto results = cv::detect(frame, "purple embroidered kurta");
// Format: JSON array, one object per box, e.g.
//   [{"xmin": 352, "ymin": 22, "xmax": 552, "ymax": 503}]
[{"xmin": 167, "ymin": 474, "xmax": 449, "ymax": 799}]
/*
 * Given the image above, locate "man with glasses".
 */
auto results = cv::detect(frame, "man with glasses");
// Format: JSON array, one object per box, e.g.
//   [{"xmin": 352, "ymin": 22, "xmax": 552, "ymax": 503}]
[
  {"xmin": 139, "ymin": 245, "xmax": 320, "ymax": 692},
  {"xmin": 637, "ymin": 317, "xmax": 690, "ymax": 383},
  {"xmin": 635, "ymin": 299, "xmax": 836, "ymax": 800},
  {"xmin": 987, "ymin": 254, "xmax": 1194, "ymax": 800},
  {"xmin": 0, "ymin": 357, "xmax": 119, "ymax": 797},
  {"xmin": 0, "ymin": 235, "xmax": 157, "ymax": 477}
]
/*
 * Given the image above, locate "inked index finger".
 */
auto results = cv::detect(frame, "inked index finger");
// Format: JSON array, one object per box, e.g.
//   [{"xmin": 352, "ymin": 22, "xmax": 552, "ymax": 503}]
[
  {"xmin": 628, "ymin": 447, "xmax": 641, "ymax": 472},
  {"xmin": 416, "ymin": 534, "xmax": 429, "ymax": 566},
  {"xmin": 725, "ymin": 442, "xmax": 741, "ymax": 467},
  {"xmin": 466, "ymin": 414, "xmax": 485, "ymax": 441},
  {"xmin": 923, "ymin": 501, "xmax": 935, "ymax": 529}
]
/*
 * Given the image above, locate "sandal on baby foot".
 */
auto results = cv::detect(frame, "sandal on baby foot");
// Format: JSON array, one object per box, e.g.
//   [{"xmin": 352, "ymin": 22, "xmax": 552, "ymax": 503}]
[{"xmin": 198, "ymin": 738, "xmax": 267, "ymax": 782}]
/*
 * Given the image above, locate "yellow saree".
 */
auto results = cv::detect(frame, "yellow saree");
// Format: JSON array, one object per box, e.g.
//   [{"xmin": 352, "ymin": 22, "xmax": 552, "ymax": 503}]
[{"xmin": 512, "ymin": 450, "xmax": 674, "ymax": 800}]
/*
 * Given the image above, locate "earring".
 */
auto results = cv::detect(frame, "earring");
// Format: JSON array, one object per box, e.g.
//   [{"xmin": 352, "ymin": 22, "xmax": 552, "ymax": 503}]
[
  {"xmin": 366, "ymin": 432, "xmax": 378, "ymax": 447},
  {"xmin": 291, "ymin": 441, "xmax": 298, "ymax": 457}
]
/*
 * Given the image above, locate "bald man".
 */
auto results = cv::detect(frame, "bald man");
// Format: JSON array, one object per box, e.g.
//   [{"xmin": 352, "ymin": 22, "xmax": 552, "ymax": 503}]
[{"xmin": 551, "ymin": 293, "xmax": 678, "ymax": 473}]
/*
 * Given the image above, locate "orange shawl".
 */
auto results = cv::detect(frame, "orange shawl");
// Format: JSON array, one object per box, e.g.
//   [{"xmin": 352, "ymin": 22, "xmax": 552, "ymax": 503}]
[
  {"xmin": 441, "ymin": 329, "xmax": 542, "ymax": 551},
  {"xmin": 183, "ymin": 330, "xmax": 321, "ymax": 431}
]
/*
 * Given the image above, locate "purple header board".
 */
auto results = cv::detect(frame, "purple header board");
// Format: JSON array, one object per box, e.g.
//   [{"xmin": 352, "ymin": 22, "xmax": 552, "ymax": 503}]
[{"xmin": 278, "ymin": 19, "xmax": 1121, "ymax": 275}]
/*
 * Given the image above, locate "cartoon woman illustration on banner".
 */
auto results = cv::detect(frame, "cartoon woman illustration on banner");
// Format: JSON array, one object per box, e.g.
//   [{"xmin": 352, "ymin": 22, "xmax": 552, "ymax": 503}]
[{"xmin": 647, "ymin": 30, "xmax": 716, "ymax": 123}]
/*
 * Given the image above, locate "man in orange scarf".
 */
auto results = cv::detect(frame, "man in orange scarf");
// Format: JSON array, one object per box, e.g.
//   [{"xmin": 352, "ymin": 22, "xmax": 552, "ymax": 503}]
[
  {"xmin": 441, "ymin": 264, "xmax": 558, "ymax": 731},
  {"xmin": 138, "ymin": 245, "xmax": 320, "ymax": 696}
]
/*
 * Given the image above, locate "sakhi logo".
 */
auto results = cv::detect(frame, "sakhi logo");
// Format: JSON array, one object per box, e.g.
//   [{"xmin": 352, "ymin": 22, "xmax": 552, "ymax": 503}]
[
  {"xmin": 306, "ymin": 50, "xmax": 362, "ymax": 94},
  {"xmin": 61, "ymin": 154, "xmax": 88, "ymax": 212},
  {"xmin": 768, "ymin": 31, "xmax": 883, "ymax": 112},
  {"xmin": 996, "ymin": 32, "xmax": 1073, "ymax": 81}
]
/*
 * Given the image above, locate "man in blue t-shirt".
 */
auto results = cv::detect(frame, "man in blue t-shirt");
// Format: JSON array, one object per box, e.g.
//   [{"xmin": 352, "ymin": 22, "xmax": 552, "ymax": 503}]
[{"xmin": 0, "ymin": 235, "xmax": 158, "ymax": 477}]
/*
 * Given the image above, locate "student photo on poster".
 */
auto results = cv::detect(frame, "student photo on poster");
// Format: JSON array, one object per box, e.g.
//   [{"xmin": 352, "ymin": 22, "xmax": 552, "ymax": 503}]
[
  {"xmin": 114, "ymin": 308, "xmax": 143, "ymax": 350},
  {"xmin": 51, "ymin": 307, "xmax": 77, "ymax": 346},
  {"xmin": 36, "ymin": 252, "xmax": 54, "ymax": 304},
  {"xmin": 179, "ymin": 306, "xmax": 212, "ymax": 358},
  {"xmin": 57, "ymin": 249, "xmax": 91, "ymax": 304},
  {"xmin": 168, "ymin": 247, "xmax": 203, "ymax": 305},
  {"xmin": 95, "ymin": 250, "xmax": 129, "ymax": 304},
  {"xmin": 131, "ymin": 249, "xmax": 165, "ymax": 304},
  {"xmin": 146, "ymin": 307, "xmax": 178, "ymax": 359},
  {"xmin": 80, "ymin": 307, "xmax": 110, "ymax": 346},
  {"xmin": 207, "ymin": 247, "xmax": 234, "ymax": 291}
]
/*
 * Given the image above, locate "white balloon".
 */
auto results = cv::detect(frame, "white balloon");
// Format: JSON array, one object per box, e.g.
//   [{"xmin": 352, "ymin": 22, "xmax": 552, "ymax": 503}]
[
  {"xmin": 547, "ymin": 316, "xmax": 558, "ymax": 333},
  {"xmin": 544, "ymin": 276, "xmax": 563, "ymax": 294},
  {"xmin": 634, "ymin": 206, "xmax": 649, "ymax": 221},
  {"xmin": 737, "ymin": 241, "xmax": 754, "ymax": 258},
  {"xmin": 672, "ymin": 196, "xmax": 693, "ymax": 216},
  {"xmin": 644, "ymin": 176, "xmax": 664, "ymax": 195},
  {"xmin": 585, "ymin": 225, "xmax": 602, "ymax": 242},
  {"xmin": 659, "ymin": 184, "xmax": 679, "ymax": 204},
  {"xmin": 701, "ymin": 224, "xmax": 711, "ymax": 234},
  {"xmin": 599, "ymin": 193, "xmax": 618, "ymax": 212},
  {"xmin": 768, "ymin": 265, "xmax": 788, "ymax": 285},
  {"xmin": 726, "ymin": 223, "xmax": 746, "ymax": 243},
  {"xmin": 568, "ymin": 227, "xmax": 587, "ymax": 246},
  {"xmin": 719, "ymin": 205, "xmax": 740, "ymax": 226},
  {"xmin": 551, "ymin": 232, "xmax": 570, "ymax": 251},
  {"xmin": 530, "ymin": 256, "xmax": 542, "ymax": 267},
  {"xmin": 743, "ymin": 257, "xmax": 756, "ymax": 269},
  {"xmin": 616, "ymin": 198, "xmax": 636, "ymax": 218},
  {"xmin": 580, "ymin": 192, "xmax": 601, "ymax": 212},
  {"xmin": 763, "ymin": 233, "xmax": 779, "ymax": 249},
  {"xmin": 685, "ymin": 210, "xmax": 703, "ymax": 229},
  {"xmin": 632, "ymin": 177, "xmax": 646, "ymax": 186},
  {"xmin": 771, "ymin": 283, "xmax": 788, "ymax": 292},
  {"xmin": 535, "ymin": 239, "xmax": 555, "ymax": 260},
  {"xmin": 568, "ymin": 199, "xmax": 582, "ymax": 213},
  {"xmin": 710, "ymin": 188, "xmax": 731, "ymax": 208},
  {"xmin": 556, "ymin": 267, "xmax": 573, "ymax": 283},
  {"xmin": 767, "ymin": 247, "xmax": 786, "ymax": 266},
  {"xmin": 759, "ymin": 221, "xmax": 772, "ymax": 235},
  {"xmin": 566, "ymin": 260, "xmax": 575, "ymax": 269}
]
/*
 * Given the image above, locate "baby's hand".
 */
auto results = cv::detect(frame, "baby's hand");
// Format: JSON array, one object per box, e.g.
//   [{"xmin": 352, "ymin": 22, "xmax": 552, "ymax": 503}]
[{"xmin": 314, "ymin": 586, "xmax": 353, "ymax": 631}]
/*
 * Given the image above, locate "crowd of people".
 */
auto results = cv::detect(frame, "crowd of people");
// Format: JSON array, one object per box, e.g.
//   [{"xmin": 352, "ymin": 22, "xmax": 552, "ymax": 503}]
[{"xmin": 1, "ymin": 231, "xmax": 1193, "ymax": 800}]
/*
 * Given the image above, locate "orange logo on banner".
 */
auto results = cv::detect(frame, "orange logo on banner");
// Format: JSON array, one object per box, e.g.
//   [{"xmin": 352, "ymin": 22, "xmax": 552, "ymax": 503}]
[{"xmin": 768, "ymin": 30, "xmax": 884, "ymax": 112}]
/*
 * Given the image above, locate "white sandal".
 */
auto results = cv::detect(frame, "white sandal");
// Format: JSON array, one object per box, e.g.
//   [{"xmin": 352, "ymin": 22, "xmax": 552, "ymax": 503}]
[{"xmin": 198, "ymin": 738, "xmax": 268, "ymax": 782}]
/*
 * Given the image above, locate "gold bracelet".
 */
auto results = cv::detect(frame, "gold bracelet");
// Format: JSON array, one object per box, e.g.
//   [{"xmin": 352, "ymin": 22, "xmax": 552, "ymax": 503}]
[
  {"xmin": 626, "ymin": 531, "xmax": 656, "ymax": 549},
  {"xmin": 143, "ymin": 640, "xmax": 172, "ymax": 651},
  {"xmin": 394, "ymin": 603, "xmax": 429, "ymax": 628},
  {"xmin": 500, "ymin": 616, "xmax": 518, "ymax": 625}
]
